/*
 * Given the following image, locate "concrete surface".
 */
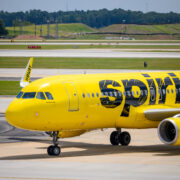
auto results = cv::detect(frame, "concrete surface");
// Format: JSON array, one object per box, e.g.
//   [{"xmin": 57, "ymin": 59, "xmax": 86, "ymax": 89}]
[
  {"xmin": 0, "ymin": 49, "xmax": 180, "ymax": 58},
  {"xmin": 0, "ymin": 68, "xmax": 178, "ymax": 78}
]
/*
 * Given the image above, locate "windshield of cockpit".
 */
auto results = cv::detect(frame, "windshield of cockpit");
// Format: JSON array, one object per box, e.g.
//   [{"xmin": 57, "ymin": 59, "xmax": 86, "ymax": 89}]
[{"xmin": 16, "ymin": 91, "xmax": 54, "ymax": 100}]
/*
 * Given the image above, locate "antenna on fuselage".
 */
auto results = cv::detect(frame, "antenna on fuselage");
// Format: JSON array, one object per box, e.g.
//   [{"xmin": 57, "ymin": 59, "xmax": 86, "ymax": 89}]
[{"xmin": 20, "ymin": 57, "xmax": 34, "ymax": 88}]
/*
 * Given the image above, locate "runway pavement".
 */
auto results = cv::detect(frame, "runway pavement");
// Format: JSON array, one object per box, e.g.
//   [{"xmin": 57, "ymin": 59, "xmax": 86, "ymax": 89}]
[
  {"xmin": 1, "ymin": 42, "xmax": 180, "ymax": 46},
  {"xmin": 1, "ymin": 68, "xmax": 177, "ymax": 78},
  {"xmin": 0, "ymin": 49, "xmax": 180, "ymax": 58}
]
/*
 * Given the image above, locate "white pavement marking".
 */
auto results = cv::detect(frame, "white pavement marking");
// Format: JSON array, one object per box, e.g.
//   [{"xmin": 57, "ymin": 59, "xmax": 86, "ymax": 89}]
[{"xmin": 0, "ymin": 49, "xmax": 180, "ymax": 58}]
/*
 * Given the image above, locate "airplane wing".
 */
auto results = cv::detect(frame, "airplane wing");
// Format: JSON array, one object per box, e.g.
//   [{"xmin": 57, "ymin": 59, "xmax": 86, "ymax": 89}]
[
  {"xmin": 144, "ymin": 107, "xmax": 180, "ymax": 121},
  {"xmin": 20, "ymin": 57, "xmax": 34, "ymax": 88}
]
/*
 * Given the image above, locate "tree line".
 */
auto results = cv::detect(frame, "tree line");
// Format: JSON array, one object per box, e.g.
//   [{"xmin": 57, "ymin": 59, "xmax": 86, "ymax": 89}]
[{"xmin": 0, "ymin": 8, "xmax": 180, "ymax": 28}]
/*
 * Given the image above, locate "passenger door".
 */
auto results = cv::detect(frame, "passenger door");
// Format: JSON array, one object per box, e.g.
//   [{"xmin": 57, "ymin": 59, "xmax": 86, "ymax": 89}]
[{"xmin": 63, "ymin": 82, "xmax": 79, "ymax": 111}]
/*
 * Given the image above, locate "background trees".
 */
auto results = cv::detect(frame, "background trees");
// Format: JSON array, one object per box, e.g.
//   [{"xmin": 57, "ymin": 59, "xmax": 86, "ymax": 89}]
[
  {"xmin": 0, "ymin": 9, "xmax": 180, "ymax": 28},
  {"xmin": 0, "ymin": 19, "xmax": 8, "ymax": 35}
]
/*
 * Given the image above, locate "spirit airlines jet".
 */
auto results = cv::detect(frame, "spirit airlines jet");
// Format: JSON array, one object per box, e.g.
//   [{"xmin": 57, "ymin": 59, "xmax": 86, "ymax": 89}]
[{"xmin": 6, "ymin": 58, "xmax": 180, "ymax": 156}]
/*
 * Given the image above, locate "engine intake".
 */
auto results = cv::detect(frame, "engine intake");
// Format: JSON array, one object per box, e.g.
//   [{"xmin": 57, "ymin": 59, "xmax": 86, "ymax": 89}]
[{"xmin": 158, "ymin": 117, "xmax": 180, "ymax": 145}]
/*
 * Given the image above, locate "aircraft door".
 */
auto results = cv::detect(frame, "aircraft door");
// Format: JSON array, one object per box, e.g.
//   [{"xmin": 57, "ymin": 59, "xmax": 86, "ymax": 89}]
[{"xmin": 63, "ymin": 82, "xmax": 79, "ymax": 111}]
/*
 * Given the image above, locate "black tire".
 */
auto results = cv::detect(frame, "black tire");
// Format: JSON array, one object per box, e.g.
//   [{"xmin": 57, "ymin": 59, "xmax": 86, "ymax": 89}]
[
  {"xmin": 110, "ymin": 131, "xmax": 119, "ymax": 145},
  {"xmin": 119, "ymin": 131, "xmax": 131, "ymax": 146},
  {"xmin": 52, "ymin": 146, "xmax": 61, "ymax": 156},
  {"xmin": 47, "ymin": 145, "xmax": 54, "ymax": 155}
]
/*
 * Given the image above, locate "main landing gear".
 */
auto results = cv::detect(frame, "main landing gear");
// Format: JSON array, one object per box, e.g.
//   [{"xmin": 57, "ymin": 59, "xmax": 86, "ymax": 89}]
[
  {"xmin": 47, "ymin": 131, "xmax": 61, "ymax": 156},
  {"xmin": 110, "ymin": 128, "xmax": 131, "ymax": 146}
]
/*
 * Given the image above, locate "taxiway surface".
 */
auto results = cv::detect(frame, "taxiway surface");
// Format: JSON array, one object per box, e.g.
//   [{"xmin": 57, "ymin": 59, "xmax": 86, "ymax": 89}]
[{"xmin": 0, "ymin": 49, "xmax": 180, "ymax": 58}]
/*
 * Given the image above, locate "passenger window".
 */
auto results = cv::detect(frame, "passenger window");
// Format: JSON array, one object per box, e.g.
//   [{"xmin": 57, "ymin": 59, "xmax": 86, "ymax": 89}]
[
  {"xmin": 110, "ymin": 92, "xmax": 113, "ymax": 97},
  {"xmin": 136, "ymin": 91, "xmax": 139, "ymax": 96},
  {"xmin": 45, "ymin": 92, "xmax": 53, "ymax": 100},
  {"xmin": 162, "ymin": 89, "xmax": 166, "ymax": 95},
  {"xmin": 127, "ymin": 91, "xmax": 131, "ymax": 96},
  {"xmin": 144, "ymin": 90, "xmax": 147, "ymax": 96},
  {"xmin": 22, "ymin": 92, "xmax": 36, "ymax": 99},
  {"xmin": 87, "ymin": 93, "xmax": 90, "ymax": 98},
  {"xmin": 101, "ymin": 92, "xmax": 104, "ymax": 97},
  {"xmin": 176, "ymin": 89, "xmax": 178, "ymax": 94},
  {"xmin": 132, "ymin": 91, "xmax": 135, "ymax": 96},
  {"xmin": 123, "ymin": 91, "xmax": 126, "ymax": 96},
  {"xmin": 96, "ymin": 93, "xmax": 99, "ymax": 97},
  {"xmin": 92, "ymin": 93, "xmax": 95, "ymax": 98},
  {"xmin": 114, "ymin": 92, "xmax": 117, "ymax": 97},
  {"xmin": 82, "ymin": 93, "xmax": 85, "ymax": 98},
  {"xmin": 105, "ymin": 92, "xmax": 108, "ymax": 96},
  {"xmin": 16, "ymin": 91, "xmax": 23, "ymax": 99},
  {"xmin": 118, "ymin": 91, "xmax": 122, "ymax": 97},
  {"xmin": 171, "ymin": 89, "xmax": 174, "ymax": 94},
  {"xmin": 37, "ymin": 92, "xmax": 46, "ymax": 100},
  {"xmin": 167, "ymin": 89, "xmax": 169, "ymax": 94}
]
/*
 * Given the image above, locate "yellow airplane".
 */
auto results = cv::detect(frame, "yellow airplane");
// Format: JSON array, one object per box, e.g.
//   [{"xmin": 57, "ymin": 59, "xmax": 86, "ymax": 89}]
[{"xmin": 5, "ymin": 58, "xmax": 180, "ymax": 156}]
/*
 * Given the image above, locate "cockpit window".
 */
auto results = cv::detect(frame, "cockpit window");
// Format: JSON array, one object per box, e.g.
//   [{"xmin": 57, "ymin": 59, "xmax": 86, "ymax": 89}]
[
  {"xmin": 16, "ymin": 91, "xmax": 23, "ymax": 99},
  {"xmin": 36, "ymin": 92, "xmax": 46, "ymax": 100},
  {"xmin": 22, "ymin": 92, "xmax": 36, "ymax": 99},
  {"xmin": 45, "ymin": 92, "xmax": 54, "ymax": 100}
]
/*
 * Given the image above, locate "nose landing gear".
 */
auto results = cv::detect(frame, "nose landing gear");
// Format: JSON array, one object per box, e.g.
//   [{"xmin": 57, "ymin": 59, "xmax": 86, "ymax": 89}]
[
  {"xmin": 47, "ymin": 131, "xmax": 61, "ymax": 156},
  {"xmin": 110, "ymin": 128, "xmax": 131, "ymax": 146}
]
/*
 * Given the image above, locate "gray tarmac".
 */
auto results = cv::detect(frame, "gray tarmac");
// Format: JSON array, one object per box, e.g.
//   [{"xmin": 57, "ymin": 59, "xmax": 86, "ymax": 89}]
[
  {"xmin": 1, "ymin": 68, "xmax": 177, "ymax": 78},
  {"xmin": 0, "ymin": 49, "xmax": 180, "ymax": 58}
]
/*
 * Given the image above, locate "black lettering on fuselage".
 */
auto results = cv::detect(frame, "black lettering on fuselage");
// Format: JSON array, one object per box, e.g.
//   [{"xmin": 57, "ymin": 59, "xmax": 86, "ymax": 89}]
[
  {"xmin": 121, "ymin": 79, "xmax": 148, "ymax": 117},
  {"xmin": 155, "ymin": 77, "xmax": 173, "ymax": 104},
  {"xmin": 99, "ymin": 80, "xmax": 123, "ymax": 108},
  {"xmin": 147, "ymin": 79, "xmax": 156, "ymax": 105},
  {"xmin": 169, "ymin": 73, "xmax": 180, "ymax": 103}
]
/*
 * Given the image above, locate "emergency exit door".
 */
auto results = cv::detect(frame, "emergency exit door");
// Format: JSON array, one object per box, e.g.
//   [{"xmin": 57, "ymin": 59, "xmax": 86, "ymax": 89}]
[{"xmin": 63, "ymin": 82, "xmax": 79, "ymax": 111}]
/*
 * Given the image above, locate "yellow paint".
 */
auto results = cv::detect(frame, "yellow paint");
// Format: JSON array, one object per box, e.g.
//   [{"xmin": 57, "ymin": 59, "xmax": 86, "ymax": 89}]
[{"xmin": 5, "ymin": 71, "xmax": 180, "ymax": 138}]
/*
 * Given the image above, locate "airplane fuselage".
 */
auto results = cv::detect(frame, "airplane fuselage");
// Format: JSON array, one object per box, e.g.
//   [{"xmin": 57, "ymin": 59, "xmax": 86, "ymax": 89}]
[{"xmin": 6, "ymin": 71, "xmax": 180, "ymax": 133}]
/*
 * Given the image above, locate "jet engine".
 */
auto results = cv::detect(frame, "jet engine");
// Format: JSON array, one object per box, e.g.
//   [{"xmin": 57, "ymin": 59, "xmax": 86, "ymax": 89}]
[{"xmin": 158, "ymin": 116, "xmax": 180, "ymax": 145}]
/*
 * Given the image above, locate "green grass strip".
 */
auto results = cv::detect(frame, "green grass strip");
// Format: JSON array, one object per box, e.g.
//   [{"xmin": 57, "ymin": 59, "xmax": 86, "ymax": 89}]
[
  {"xmin": 0, "ymin": 81, "xmax": 21, "ymax": 95},
  {"xmin": 0, "ymin": 57, "xmax": 180, "ymax": 70}
]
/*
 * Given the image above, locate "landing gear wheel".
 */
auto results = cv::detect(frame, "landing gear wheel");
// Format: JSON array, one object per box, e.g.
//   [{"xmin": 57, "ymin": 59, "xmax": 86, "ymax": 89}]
[
  {"xmin": 119, "ymin": 131, "xmax": 131, "ymax": 146},
  {"xmin": 47, "ymin": 131, "xmax": 61, "ymax": 156},
  {"xmin": 110, "ymin": 131, "xmax": 120, "ymax": 145},
  {"xmin": 47, "ymin": 145, "xmax": 61, "ymax": 156}
]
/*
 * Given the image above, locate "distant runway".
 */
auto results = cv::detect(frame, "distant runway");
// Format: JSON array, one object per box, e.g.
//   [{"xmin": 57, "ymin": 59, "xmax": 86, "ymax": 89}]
[
  {"xmin": 0, "ymin": 49, "xmax": 180, "ymax": 58},
  {"xmin": 0, "ymin": 68, "xmax": 178, "ymax": 78},
  {"xmin": 1, "ymin": 42, "xmax": 180, "ymax": 46}
]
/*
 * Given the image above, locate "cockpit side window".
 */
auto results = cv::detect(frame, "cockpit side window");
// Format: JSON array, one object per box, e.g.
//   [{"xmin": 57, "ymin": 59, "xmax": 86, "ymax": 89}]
[
  {"xmin": 45, "ymin": 92, "xmax": 54, "ymax": 100},
  {"xmin": 22, "ymin": 92, "xmax": 36, "ymax": 99},
  {"xmin": 36, "ymin": 92, "xmax": 46, "ymax": 100},
  {"xmin": 16, "ymin": 91, "xmax": 23, "ymax": 99}
]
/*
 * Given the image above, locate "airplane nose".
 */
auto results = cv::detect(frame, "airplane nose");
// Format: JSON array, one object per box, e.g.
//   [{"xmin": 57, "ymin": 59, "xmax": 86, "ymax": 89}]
[{"xmin": 5, "ymin": 100, "xmax": 27, "ymax": 128}]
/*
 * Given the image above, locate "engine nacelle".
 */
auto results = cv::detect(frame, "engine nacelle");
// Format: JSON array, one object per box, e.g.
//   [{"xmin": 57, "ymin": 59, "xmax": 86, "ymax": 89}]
[{"xmin": 158, "ymin": 116, "xmax": 180, "ymax": 145}]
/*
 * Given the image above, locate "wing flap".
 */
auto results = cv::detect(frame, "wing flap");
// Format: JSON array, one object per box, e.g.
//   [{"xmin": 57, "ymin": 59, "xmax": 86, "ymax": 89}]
[{"xmin": 144, "ymin": 108, "xmax": 180, "ymax": 121}]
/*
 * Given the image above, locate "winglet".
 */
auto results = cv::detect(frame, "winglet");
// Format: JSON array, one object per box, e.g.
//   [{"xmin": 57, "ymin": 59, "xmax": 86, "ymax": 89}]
[{"xmin": 20, "ymin": 57, "xmax": 34, "ymax": 88}]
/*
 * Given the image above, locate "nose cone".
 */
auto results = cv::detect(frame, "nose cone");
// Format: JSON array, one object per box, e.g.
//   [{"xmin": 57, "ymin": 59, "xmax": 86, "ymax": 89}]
[{"xmin": 5, "ymin": 99, "xmax": 27, "ymax": 128}]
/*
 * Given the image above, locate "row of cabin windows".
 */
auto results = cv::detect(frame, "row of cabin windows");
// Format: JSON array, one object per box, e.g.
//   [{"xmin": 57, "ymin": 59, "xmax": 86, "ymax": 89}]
[
  {"xmin": 82, "ymin": 88, "xmax": 179, "ymax": 99},
  {"xmin": 16, "ymin": 91, "xmax": 54, "ymax": 100}
]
